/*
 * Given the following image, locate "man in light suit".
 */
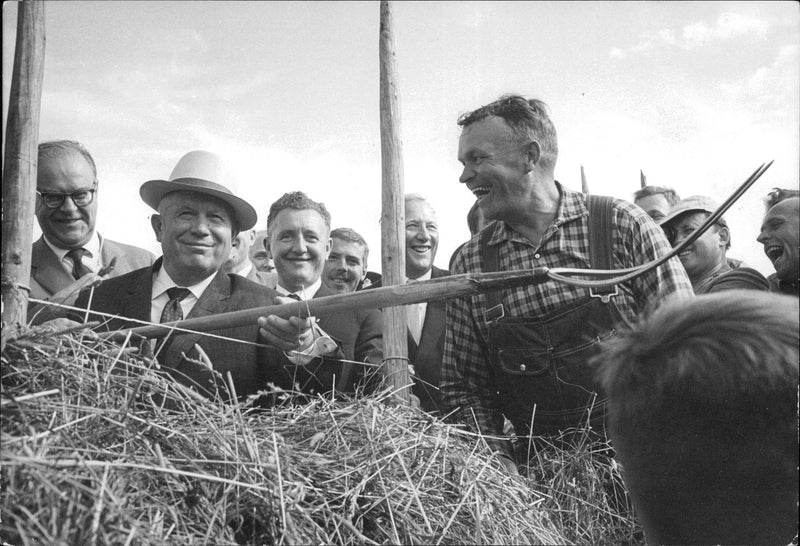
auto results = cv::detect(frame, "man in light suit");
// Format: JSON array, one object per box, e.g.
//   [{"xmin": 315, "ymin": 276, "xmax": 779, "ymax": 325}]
[
  {"xmin": 367, "ymin": 194, "xmax": 450, "ymax": 413},
  {"xmin": 266, "ymin": 191, "xmax": 383, "ymax": 396},
  {"xmin": 30, "ymin": 140, "xmax": 155, "ymax": 312},
  {"xmin": 74, "ymin": 151, "xmax": 337, "ymax": 401}
]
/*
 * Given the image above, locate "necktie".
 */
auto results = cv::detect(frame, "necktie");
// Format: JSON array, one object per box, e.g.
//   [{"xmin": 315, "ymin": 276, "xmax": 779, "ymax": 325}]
[
  {"xmin": 286, "ymin": 293, "xmax": 301, "ymax": 301},
  {"xmin": 160, "ymin": 287, "xmax": 192, "ymax": 323},
  {"xmin": 66, "ymin": 248, "xmax": 92, "ymax": 280}
]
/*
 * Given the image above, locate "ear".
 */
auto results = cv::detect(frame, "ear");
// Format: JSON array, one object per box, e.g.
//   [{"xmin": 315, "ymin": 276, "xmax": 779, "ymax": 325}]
[
  {"xmin": 523, "ymin": 140, "xmax": 541, "ymax": 171},
  {"xmin": 247, "ymin": 229, "xmax": 256, "ymax": 244},
  {"xmin": 324, "ymin": 237, "xmax": 332, "ymax": 259},
  {"xmin": 150, "ymin": 214, "xmax": 163, "ymax": 243},
  {"xmin": 717, "ymin": 226, "xmax": 730, "ymax": 248}
]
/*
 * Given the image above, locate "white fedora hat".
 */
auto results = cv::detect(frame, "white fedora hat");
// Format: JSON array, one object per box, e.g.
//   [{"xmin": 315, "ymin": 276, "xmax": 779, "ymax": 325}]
[{"xmin": 140, "ymin": 150, "xmax": 258, "ymax": 230}]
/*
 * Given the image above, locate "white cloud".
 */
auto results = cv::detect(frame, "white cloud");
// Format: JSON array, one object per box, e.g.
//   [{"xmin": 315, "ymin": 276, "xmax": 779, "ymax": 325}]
[
  {"xmin": 719, "ymin": 44, "xmax": 800, "ymax": 115},
  {"xmin": 611, "ymin": 11, "xmax": 770, "ymax": 57}
]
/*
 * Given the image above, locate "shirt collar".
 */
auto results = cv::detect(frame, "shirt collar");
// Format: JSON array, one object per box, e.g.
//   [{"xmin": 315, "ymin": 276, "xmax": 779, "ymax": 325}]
[
  {"xmin": 406, "ymin": 269, "xmax": 433, "ymax": 283},
  {"xmin": 275, "ymin": 277, "xmax": 322, "ymax": 300},
  {"xmin": 233, "ymin": 262, "xmax": 253, "ymax": 277},
  {"xmin": 151, "ymin": 264, "xmax": 218, "ymax": 301},
  {"xmin": 487, "ymin": 181, "xmax": 588, "ymax": 246},
  {"xmin": 44, "ymin": 231, "xmax": 101, "ymax": 261}
]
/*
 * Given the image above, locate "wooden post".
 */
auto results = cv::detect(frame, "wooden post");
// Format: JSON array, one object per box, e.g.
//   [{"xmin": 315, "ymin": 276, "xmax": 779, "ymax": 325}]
[
  {"xmin": 378, "ymin": 0, "xmax": 410, "ymax": 403},
  {"xmin": 640, "ymin": 169, "xmax": 647, "ymax": 188},
  {"xmin": 2, "ymin": 1, "xmax": 46, "ymax": 331},
  {"xmin": 580, "ymin": 164, "xmax": 588, "ymax": 194}
]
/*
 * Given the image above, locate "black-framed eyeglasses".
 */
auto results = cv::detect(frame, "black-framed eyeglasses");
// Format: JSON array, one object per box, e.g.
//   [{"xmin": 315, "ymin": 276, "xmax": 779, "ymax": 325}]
[{"xmin": 36, "ymin": 183, "xmax": 97, "ymax": 208}]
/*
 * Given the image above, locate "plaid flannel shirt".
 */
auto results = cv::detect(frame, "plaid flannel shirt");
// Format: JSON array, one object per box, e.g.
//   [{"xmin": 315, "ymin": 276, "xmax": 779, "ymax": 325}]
[{"xmin": 440, "ymin": 183, "xmax": 693, "ymax": 452}]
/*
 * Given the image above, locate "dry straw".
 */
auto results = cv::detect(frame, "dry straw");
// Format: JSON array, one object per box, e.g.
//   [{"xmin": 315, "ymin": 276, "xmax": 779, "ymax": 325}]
[{"xmin": 1, "ymin": 325, "xmax": 641, "ymax": 545}]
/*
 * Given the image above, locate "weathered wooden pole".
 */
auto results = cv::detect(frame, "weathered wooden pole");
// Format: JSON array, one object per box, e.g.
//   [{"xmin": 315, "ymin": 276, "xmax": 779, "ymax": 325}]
[
  {"xmin": 580, "ymin": 164, "xmax": 588, "ymax": 194},
  {"xmin": 2, "ymin": 1, "xmax": 46, "ymax": 330},
  {"xmin": 378, "ymin": 0, "xmax": 410, "ymax": 403},
  {"xmin": 639, "ymin": 169, "xmax": 647, "ymax": 188}
]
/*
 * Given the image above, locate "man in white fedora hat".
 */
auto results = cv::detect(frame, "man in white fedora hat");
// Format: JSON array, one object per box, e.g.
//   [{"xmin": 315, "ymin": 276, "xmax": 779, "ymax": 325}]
[{"xmin": 73, "ymin": 150, "xmax": 342, "ymax": 401}]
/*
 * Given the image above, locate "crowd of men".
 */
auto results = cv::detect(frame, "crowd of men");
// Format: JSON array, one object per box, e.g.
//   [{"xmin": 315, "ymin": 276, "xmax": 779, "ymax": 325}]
[{"xmin": 27, "ymin": 94, "xmax": 798, "ymax": 545}]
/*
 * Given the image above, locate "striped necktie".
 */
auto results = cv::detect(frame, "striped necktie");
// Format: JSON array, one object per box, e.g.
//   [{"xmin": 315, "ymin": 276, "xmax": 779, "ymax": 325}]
[
  {"xmin": 66, "ymin": 248, "xmax": 92, "ymax": 280},
  {"xmin": 160, "ymin": 287, "xmax": 191, "ymax": 323}
]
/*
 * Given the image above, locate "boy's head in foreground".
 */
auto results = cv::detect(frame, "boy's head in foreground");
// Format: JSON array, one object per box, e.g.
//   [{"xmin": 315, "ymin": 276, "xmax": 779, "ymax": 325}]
[{"xmin": 598, "ymin": 290, "xmax": 799, "ymax": 545}]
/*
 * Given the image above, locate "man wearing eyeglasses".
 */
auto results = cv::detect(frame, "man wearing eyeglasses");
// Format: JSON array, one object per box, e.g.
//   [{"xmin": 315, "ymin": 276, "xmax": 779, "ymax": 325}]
[{"xmin": 30, "ymin": 140, "xmax": 155, "ymax": 308}]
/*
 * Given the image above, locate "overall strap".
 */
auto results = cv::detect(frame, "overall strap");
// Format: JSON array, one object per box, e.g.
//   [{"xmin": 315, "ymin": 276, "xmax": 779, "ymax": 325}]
[
  {"xmin": 586, "ymin": 195, "xmax": 617, "ymax": 299},
  {"xmin": 480, "ymin": 227, "xmax": 504, "ymax": 322}
]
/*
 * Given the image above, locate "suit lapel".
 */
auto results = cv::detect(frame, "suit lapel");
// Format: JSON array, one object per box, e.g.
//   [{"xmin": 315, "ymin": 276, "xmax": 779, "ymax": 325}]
[
  {"xmin": 31, "ymin": 237, "xmax": 75, "ymax": 296},
  {"xmin": 121, "ymin": 266, "xmax": 155, "ymax": 323},
  {"xmin": 100, "ymin": 237, "xmax": 129, "ymax": 275}
]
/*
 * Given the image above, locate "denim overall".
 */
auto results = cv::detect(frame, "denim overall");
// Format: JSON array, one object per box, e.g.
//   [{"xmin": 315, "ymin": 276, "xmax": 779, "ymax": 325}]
[{"xmin": 483, "ymin": 196, "xmax": 623, "ymax": 438}]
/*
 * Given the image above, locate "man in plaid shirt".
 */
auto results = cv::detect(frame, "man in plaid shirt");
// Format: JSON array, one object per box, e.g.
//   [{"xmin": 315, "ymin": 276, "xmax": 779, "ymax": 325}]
[{"xmin": 440, "ymin": 95, "xmax": 693, "ymax": 472}]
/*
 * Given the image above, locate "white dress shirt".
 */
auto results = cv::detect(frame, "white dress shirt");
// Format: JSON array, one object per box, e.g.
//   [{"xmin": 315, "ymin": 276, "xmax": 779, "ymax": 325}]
[
  {"xmin": 406, "ymin": 269, "xmax": 432, "ymax": 344},
  {"xmin": 150, "ymin": 266, "xmax": 217, "ymax": 324},
  {"xmin": 275, "ymin": 278, "xmax": 322, "ymax": 300},
  {"xmin": 232, "ymin": 261, "xmax": 254, "ymax": 278},
  {"xmin": 44, "ymin": 231, "xmax": 103, "ymax": 274}
]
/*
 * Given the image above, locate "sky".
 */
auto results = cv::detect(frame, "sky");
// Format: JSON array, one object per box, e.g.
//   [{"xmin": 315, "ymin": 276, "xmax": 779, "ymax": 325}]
[{"xmin": 3, "ymin": 1, "xmax": 799, "ymax": 277}]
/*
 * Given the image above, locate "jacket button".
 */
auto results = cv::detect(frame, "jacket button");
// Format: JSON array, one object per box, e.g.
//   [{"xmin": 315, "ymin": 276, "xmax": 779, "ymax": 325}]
[
  {"xmin": 519, "ymin": 364, "xmax": 527, "ymax": 371},
  {"xmin": 534, "ymin": 253, "xmax": 541, "ymax": 259}
]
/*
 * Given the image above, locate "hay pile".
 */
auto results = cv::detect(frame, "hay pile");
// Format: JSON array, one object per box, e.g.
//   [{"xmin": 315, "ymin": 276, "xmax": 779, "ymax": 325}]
[{"xmin": 1, "ymin": 326, "xmax": 641, "ymax": 545}]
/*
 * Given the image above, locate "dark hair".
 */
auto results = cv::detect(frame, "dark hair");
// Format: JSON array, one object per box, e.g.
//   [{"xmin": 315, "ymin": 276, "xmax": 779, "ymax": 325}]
[
  {"xmin": 764, "ymin": 187, "xmax": 800, "ymax": 211},
  {"xmin": 330, "ymin": 227, "xmax": 369, "ymax": 262},
  {"xmin": 38, "ymin": 140, "xmax": 98, "ymax": 180},
  {"xmin": 597, "ymin": 291, "xmax": 799, "ymax": 545},
  {"xmin": 632, "ymin": 185, "xmax": 680, "ymax": 206},
  {"xmin": 457, "ymin": 94, "xmax": 559, "ymax": 173},
  {"xmin": 266, "ymin": 191, "xmax": 331, "ymax": 233}
]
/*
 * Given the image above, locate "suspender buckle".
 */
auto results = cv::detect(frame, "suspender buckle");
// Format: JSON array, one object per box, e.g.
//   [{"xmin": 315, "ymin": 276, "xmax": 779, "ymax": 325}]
[
  {"xmin": 484, "ymin": 304, "xmax": 505, "ymax": 323},
  {"xmin": 589, "ymin": 286, "xmax": 618, "ymax": 304}
]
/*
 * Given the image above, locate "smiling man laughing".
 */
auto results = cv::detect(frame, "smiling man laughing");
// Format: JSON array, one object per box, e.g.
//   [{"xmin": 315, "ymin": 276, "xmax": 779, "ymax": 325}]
[
  {"xmin": 266, "ymin": 191, "xmax": 383, "ymax": 396},
  {"xmin": 758, "ymin": 191, "xmax": 800, "ymax": 297},
  {"xmin": 322, "ymin": 227, "xmax": 369, "ymax": 294},
  {"xmin": 660, "ymin": 195, "xmax": 768, "ymax": 294},
  {"xmin": 441, "ymin": 94, "xmax": 693, "ymax": 473}
]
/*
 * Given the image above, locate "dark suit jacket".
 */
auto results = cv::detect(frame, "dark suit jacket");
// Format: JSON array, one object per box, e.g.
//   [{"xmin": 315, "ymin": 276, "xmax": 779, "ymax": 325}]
[
  {"xmin": 74, "ymin": 261, "xmax": 289, "ymax": 401},
  {"xmin": 366, "ymin": 266, "xmax": 450, "ymax": 412},
  {"xmin": 278, "ymin": 284, "xmax": 383, "ymax": 396},
  {"xmin": 31, "ymin": 235, "xmax": 155, "ymax": 301},
  {"xmin": 244, "ymin": 266, "xmax": 273, "ymax": 287}
]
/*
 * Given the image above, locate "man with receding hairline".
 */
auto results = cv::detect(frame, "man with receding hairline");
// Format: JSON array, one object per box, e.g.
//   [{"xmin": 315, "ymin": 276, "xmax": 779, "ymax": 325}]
[
  {"xmin": 633, "ymin": 185, "xmax": 680, "ymax": 222},
  {"xmin": 30, "ymin": 140, "xmax": 154, "ymax": 310},
  {"xmin": 441, "ymin": 94, "xmax": 693, "ymax": 472},
  {"xmin": 758, "ymin": 190, "xmax": 799, "ymax": 297}
]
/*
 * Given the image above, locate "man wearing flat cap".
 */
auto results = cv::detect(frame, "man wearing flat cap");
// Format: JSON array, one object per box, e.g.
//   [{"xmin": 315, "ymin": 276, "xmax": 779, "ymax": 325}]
[
  {"xmin": 660, "ymin": 195, "xmax": 769, "ymax": 294},
  {"xmin": 74, "ymin": 150, "xmax": 342, "ymax": 401}
]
